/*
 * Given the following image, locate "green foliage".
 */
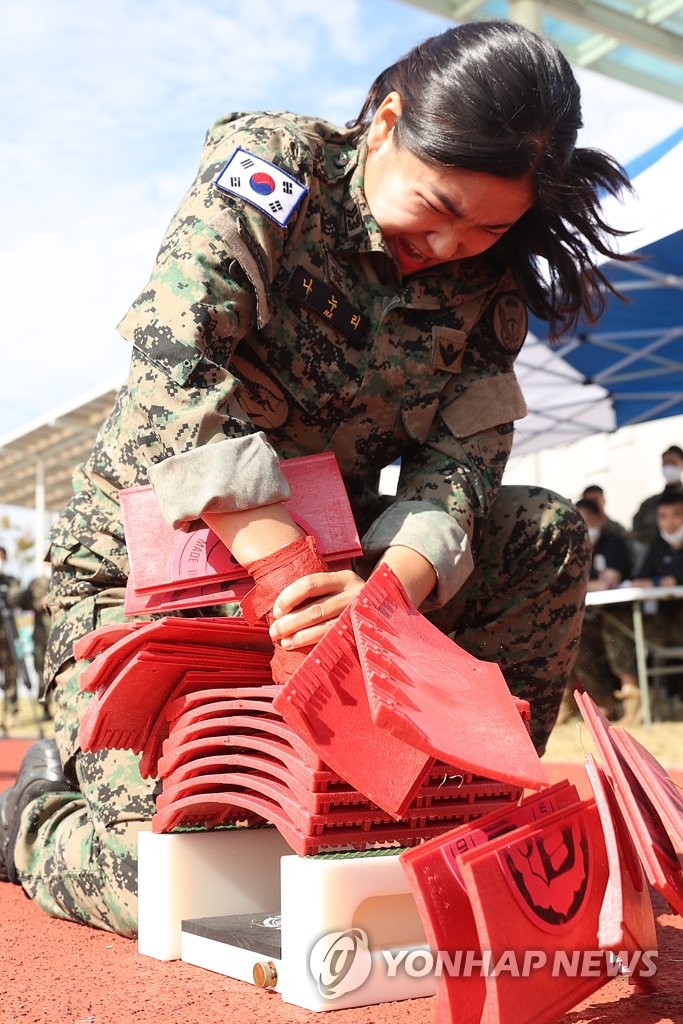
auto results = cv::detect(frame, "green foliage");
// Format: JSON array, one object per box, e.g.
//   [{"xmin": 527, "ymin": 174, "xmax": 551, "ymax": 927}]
[{"xmin": 0, "ymin": 514, "xmax": 35, "ymax": 569}]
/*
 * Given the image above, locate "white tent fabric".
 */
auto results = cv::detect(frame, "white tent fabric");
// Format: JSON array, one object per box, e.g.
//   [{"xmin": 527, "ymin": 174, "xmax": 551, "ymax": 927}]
[
  {"xmin": 512, "ymin": 339, "xmax": 615, "ymax": 456},
  {"xmin": 598, "ymin": 130, "xmax": 683, "ymax": 254}
]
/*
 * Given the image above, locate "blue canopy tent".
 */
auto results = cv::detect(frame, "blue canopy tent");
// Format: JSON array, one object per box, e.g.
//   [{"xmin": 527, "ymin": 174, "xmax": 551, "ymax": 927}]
[{"xmin": 513, "ymin": 127, "xmax": 683, "ymax": 456}]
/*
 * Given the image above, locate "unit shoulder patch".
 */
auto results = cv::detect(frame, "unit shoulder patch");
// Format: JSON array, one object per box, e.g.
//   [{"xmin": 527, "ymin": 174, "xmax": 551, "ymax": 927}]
[
  {"xmin": 432, "ymin": 326, "xmax": 467, "ymax": 374},
  {"xmin": 493, "ymin": 293, "xmax": 528, "ymax": 352}
]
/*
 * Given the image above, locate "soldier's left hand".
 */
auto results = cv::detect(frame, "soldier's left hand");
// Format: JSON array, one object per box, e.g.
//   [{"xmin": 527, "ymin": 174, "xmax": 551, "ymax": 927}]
[{"xmin": 269, "ymin": 568, "xmax": 366, "ymax": 649}]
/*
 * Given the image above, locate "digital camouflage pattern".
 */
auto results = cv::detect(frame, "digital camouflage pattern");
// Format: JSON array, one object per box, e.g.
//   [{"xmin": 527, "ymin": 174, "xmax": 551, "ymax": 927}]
[
  {"xmin": 15, "ymin": 650, "xmax": 152, "ymax": 937},
  {"xmin": 12, "ymin": 112, "xmax": 589, "ymax": 935}
]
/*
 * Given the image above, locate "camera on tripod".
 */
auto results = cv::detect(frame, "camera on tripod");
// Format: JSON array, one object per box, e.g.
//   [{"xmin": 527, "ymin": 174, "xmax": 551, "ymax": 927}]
[
  {"xmin": 0, "ymin": 573, "xmax": 45, "ymax": 737},
  {"xmin": 0, "ymin": 579, "xmax": 32, "ymax": 697}
]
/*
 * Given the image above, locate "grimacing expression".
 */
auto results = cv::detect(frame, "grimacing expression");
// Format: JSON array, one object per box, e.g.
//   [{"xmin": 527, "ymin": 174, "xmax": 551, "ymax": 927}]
[{"xmin": 362, "ymin": 92, "xmax": 535, "ymax": 276}]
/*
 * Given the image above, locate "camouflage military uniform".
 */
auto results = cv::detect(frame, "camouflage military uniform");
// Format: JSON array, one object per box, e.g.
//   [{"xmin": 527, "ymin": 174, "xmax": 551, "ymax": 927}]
[{"xmin": 13, "ymin": 112, "xmax": 589, "ymax": 935}]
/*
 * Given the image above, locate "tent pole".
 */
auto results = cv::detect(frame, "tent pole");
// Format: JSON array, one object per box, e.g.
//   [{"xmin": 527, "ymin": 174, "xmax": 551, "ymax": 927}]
[{"xmin": 34, "ymin": 459, "xmax": 46, "ymax": 576}]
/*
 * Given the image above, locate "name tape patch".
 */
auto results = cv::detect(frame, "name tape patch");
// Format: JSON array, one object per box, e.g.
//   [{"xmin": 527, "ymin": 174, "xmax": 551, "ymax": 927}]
[
  {"xmin": 213, "ymin": 148, "xmax": 308, "ymax": 228},
  {"xmin": 289, "ymin": 266, "xmax": 369, "ymax": 343}
]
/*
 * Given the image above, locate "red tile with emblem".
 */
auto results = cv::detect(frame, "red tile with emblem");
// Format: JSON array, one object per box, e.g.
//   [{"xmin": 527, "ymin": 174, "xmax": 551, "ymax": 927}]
[{"xmin": 400, "ymin": 781, "xmax": 583, "ymax": 1024}]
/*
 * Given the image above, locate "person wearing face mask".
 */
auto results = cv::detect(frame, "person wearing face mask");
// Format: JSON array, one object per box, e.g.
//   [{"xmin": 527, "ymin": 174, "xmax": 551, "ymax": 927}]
[
  {"xmin": 559, "ymin": 498, "xmax": 631, "ymax": 722},
  {"xmin": 581, "ymin": 485, "xmax": 628, "ymax": 543},
  {"xmin": 631, "ymin": 445, "xmax": 683, "ymax": 550},
  {"xmin": 598, "ymin": 491, "xmax": 683, "ymax": 725},
  {"xmin": 576, "ymin": 498, "xmax": 631, "ymax": 590},
  {"xmin": 634, "ymin": 491, "xmax": 683, "ymax": 583}
]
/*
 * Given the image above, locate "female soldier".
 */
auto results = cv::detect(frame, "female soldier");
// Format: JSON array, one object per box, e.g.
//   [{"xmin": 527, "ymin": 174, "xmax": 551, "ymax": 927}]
[{"xmin": 1, "ymin": 21, "xmax": 631, "ymax": 935}]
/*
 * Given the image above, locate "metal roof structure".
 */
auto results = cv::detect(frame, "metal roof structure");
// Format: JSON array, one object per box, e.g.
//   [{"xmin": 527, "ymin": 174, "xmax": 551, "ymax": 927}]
[
  {"xmin": 0, "ymin": 383, "xmax": 120, "ymax": 514},
  {"xmin": 402, "ymin": 0, "xmax": 683, "ymax": 102}
]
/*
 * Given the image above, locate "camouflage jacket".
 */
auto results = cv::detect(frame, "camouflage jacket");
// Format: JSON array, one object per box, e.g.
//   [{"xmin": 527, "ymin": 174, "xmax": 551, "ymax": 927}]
[{"xmin": 49, "ymin": 111, "xmax": 528, "ymax": 615}]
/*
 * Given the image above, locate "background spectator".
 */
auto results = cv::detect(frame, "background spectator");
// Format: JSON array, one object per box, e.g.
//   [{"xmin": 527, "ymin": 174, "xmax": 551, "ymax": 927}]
[
  {"xmin": 19, "ymin": 567, "xmax": 53, "ymax": 721},
  {"xmin": 581, "ymin": 484, "xmax": 628, "ymax": 541},
  {"xmin": 631, "ymin": 445, "xmax": 683, "ymax": 550},
  {"xmin": 577, "ymin": 497, "xmax": 631, "ymax": 589},
  {"xmin": 0, "ymin": 545, "xmax": 21, "ymax": 728},
  {"xmin": 601, "ymin": 491, "xmax": 683, "ymax": 724},
  {"xmin": 560, "ymin": 497, "xmax": 631, "ymax": 722}
]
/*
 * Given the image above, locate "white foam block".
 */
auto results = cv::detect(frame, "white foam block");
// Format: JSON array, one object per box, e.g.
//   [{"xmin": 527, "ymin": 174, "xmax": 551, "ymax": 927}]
[
  {"xmin": 279, "ymin": 852, "xmax": 433, "ymax": 1011},
  {"xmin": 137, "ymin": 827, "xmax": 290, "ymax": 960}
]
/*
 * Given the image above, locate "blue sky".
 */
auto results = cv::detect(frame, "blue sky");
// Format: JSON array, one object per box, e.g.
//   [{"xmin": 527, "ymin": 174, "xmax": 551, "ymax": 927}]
[{"xmin": 1, "ymin": 0, "xmax": 682, "ymax": 441}]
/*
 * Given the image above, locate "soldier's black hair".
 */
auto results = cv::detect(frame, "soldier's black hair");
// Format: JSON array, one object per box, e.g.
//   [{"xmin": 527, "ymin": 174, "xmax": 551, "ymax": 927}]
[{"xmin": 348, "ymin": 20, "xmax": 633, "ymax": 341}]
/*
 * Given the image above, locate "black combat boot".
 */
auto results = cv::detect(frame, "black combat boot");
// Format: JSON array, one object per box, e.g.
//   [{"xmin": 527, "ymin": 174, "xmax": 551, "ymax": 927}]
[{"xmin": 0, "ymin": 739, "xmax": 69, "ymax": 884}]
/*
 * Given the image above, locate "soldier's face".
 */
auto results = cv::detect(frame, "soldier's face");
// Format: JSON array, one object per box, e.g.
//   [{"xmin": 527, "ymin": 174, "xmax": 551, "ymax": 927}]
[{"xmin": 364, "ymin": 92, "xmax": 534, "ymax": 276}]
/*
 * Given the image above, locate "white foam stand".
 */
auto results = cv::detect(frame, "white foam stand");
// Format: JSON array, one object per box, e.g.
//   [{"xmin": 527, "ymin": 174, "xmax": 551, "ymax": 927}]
[
  {"xmin": 138, "ymin": 830, "xmax": 435, "ymax": 1012},
  {"xmin": 138, "ymin": 827, "xmax": 290, "ymax": 961},
  {"xmin": 278, "ymin": 852, "xmax": 434, "ymax": 1011}
]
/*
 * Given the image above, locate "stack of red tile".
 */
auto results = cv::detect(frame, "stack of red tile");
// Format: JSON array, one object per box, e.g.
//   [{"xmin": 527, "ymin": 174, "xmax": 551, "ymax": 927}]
[
  {"xmin": 273, "ymin": 566, "xmax": 547, "ymax": 817},
  {"xmin": 75, "ymin": 449, "xmax": 547, "ymax": 855},
  {"xmin": 77, "ymin": 589, "xmax": 532, "ymax": 854}
]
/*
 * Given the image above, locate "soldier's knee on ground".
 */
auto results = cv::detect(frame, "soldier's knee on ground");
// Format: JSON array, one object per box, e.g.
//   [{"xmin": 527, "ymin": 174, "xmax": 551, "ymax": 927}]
[{"xmin": 524, "ymin": 488, "xmax": 591, "ymax": 582}]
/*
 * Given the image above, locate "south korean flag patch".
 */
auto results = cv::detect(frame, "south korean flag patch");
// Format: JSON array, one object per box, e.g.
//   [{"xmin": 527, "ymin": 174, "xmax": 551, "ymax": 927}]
[{"xmin": 213, "ymin": 147, "xmax": 308, "ymax": 228}]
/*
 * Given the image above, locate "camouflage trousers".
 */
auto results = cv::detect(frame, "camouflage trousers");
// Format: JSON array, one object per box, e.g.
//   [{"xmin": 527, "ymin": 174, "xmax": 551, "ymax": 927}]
[{"xmin": 13, "ymin": 484, "xmax": 588, "ymax": 937}]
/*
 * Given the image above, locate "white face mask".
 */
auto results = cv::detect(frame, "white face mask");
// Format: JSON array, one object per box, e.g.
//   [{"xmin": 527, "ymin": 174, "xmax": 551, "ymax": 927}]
[
  {"xmin": 660, "ymin": 524, "xmax": 683, "ymax": 547},
  {"xmin": 662, "ymin": 464, "xmax": 681, "ymax": 484},
  {"xmin": 587, "ymin": 527, "xmax": 601, "ymax": 545}
]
